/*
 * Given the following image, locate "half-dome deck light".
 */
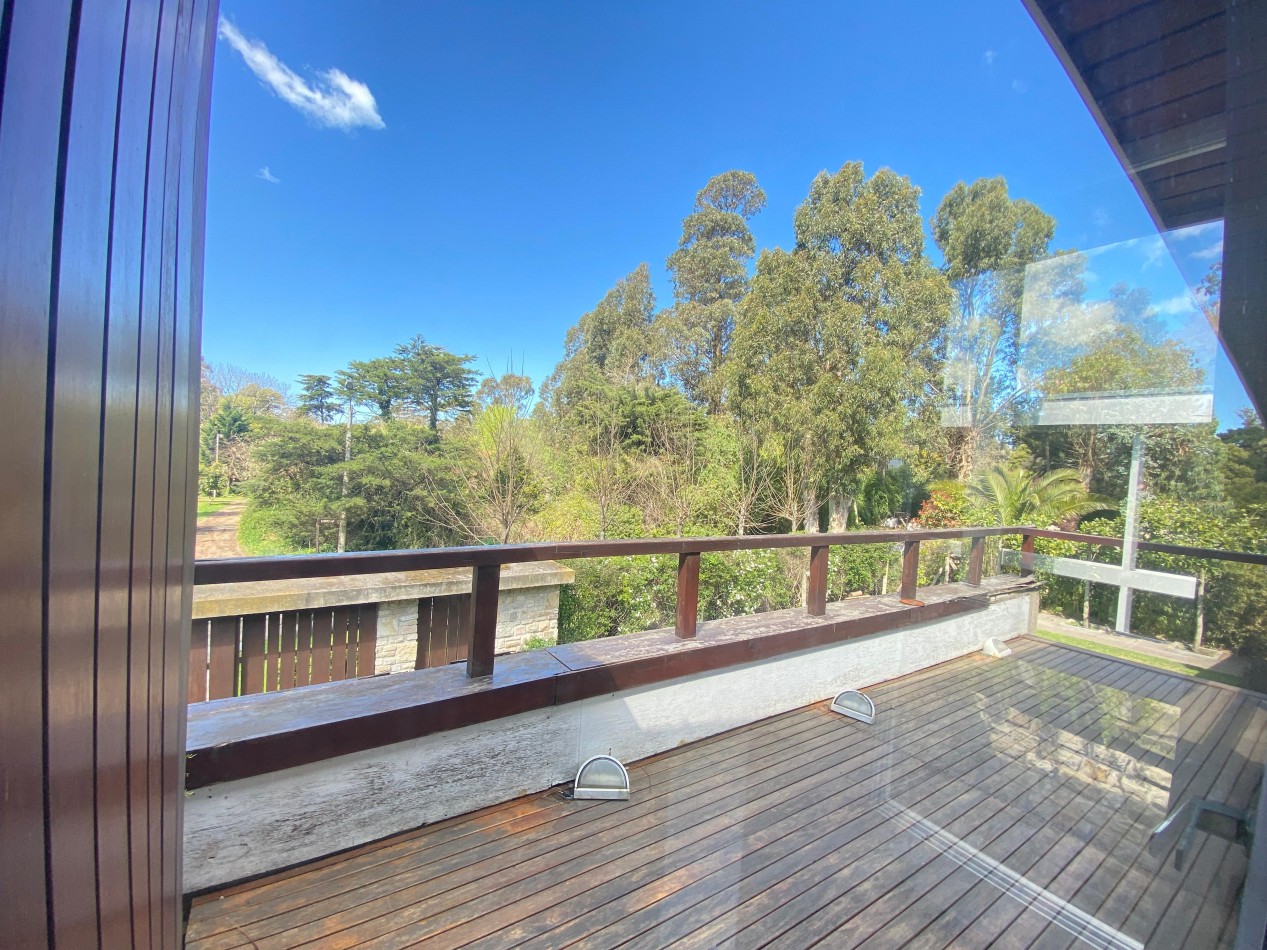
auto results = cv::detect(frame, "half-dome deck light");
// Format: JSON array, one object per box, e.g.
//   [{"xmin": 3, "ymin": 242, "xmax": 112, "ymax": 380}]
[
  {"xmin": 982, "ymin": 637, "xmax": 1013, "ymax": 658},
  {"xmin": 830, "ymin": 690, "xmax": 876, "ymax": 725},
  {"xmin": 573, "ymin": 755, "xmax": 631, "ymax": 800}
]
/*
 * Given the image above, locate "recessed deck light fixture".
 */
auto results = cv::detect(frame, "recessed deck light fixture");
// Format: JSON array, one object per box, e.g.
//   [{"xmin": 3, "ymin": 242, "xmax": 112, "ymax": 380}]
[
  {"xmin": 830, "ymin": 690, "xmax": 876, "ymax": 724},
  {"xmin": 982, "ymin": 637, "xmax": 1013, "ymax": 657},
  {"xmin": 573, "ymin": 755, "xmax": 630, "ymax": 800}
]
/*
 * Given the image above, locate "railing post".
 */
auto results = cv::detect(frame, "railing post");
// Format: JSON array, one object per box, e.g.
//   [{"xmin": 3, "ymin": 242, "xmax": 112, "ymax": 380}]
[
  {"xmin": 807, "ymin": 545, "xmax": 829, "ymax": 617},
  {"xmin": 1020, "ymin": 533, "xmax": 1036, "ymax": 577},
  {"xmin": 900, "ymin": 540, "xmax": 923, "ymax": 606},
  {"xmin": 676, "ymin": 552, "xmax": 700, "ymax": 638},
  {"xmin": 966, "ymin": 535, "xmax": 985, "ymax": 586},
  {"xmin": 466, "ymin": 563, "xmax": 500, "ymax": 677}
]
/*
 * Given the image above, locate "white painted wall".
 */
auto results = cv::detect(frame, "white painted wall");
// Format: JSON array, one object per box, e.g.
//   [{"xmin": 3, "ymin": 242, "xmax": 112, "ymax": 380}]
[{"xmin": 183, "ymin": 590, "xmax": 1035, "ymax": 891}]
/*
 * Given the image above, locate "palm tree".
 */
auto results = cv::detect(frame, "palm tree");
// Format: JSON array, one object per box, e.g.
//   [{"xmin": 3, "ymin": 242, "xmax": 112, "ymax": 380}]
[{"xmin": 968, "ymin": 465, "xmax": 1114, "ymax": 527}]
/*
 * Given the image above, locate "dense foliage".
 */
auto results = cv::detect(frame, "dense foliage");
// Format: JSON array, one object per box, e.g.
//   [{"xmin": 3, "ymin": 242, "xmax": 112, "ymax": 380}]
[{"xmin": 200, "ymin": 167, "xmax": 1265, "ymax": 656}]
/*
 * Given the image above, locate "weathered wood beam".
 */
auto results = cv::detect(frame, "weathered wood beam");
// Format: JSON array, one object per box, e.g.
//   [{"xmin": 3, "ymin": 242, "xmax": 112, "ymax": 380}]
[
  {"xmin": 676, "ymin": 552, "xmax": 700, "ymax": 639},
  {"xmin": 967, "ymin": 536, "xmax": 986, "ymax": 586},
  {"xmin": 1020, "ymin": 534, "xmax": 1036, "ymax": 577},
  {"xmin": 807, "ymin": 545, "xmax": 829, "ymax": 616},
  {"xmin": 900, "ymin": 540, "xmax": 923, "ymax": 606},
  {"xmin": 466, "ymin": 564, "xmax": 500, "ymax": 677}
]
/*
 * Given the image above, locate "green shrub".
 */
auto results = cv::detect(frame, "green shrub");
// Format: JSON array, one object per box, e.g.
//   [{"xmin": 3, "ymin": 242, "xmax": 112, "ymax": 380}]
[{"xmin": 236, "ymin": 503, "xmax": 304, "ymax": 556}]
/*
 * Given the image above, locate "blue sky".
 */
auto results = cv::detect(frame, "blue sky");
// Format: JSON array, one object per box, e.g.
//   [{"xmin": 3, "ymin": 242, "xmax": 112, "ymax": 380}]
[{"xmin": 204, "ymin": 0, "xmax": 1252, "ymax": 428}]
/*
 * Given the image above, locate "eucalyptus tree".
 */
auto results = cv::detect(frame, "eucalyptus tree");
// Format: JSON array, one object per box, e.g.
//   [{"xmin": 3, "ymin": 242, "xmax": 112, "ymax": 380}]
[
  {"xmin": 542, "ymin": 263, "xmax": 659, "ymax": 411},
  {"xmin": 659, "ymin": 171, "xmax": 766, "ymax": 410},
  {"xmin": 931, "ymin": 177, "xmax": 1058, "ymax": 478},
  {"xmin": 728, "ymin": 162, "xmax": 952, "ymax": 531},
  {"xmin": 476, "ymin": 371, "xmax": 534, "ymax": 414}
]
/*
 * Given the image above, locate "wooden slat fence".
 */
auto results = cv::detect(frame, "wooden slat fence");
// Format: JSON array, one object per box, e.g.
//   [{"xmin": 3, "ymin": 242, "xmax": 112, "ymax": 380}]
[
  {"xmin": 188, "ymin": 605, "xmax": 378, "ymax": 703},
  {"xmin": 415, "ymin": 595, "xmax": 472, "ymax": 669}
]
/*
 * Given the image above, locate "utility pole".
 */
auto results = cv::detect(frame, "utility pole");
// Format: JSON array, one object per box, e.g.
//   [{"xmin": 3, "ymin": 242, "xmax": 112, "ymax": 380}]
[{"xmin": 338, "ymin": 397, "xmax": 351, "ymax": 553}]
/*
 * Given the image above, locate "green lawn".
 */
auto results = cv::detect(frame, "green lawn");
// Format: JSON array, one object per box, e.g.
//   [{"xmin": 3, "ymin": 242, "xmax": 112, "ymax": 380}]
[
  {"xmin": 196, "ymin": 495, "xmax": 236, "ymax": 518},
  {"xmin": 1035, "ymin": 628, "xmax": 1243, "ymax": 688}
]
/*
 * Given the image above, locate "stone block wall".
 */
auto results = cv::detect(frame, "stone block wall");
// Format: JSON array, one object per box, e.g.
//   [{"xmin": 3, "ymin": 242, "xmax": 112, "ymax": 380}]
[
  {"xmin": 373, "ymin": 585, "xmax": 563, "ymax": 675},
  {"xmin": 493, "ymin": 585, "xmax": 561, "ymax": 654},
  {"xmin": 193, "ymin": 561, "xmax": 573, "ymax": 679},
  {"xmin": 374, "ymin": 599, "xmax": 420, "ymax": 674}
]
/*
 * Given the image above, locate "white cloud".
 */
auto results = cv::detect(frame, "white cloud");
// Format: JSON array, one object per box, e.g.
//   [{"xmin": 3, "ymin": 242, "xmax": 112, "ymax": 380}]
[
  {"xmin": 256, "ymin": 166, "xmax": 281, "ymax": 184},
  {"xmin": 1136, "ymin": 234, "xmax": 1166, "ymax": 269},
  {"xmin": 1171, "ymin": 221, "xmax": 1220, "ymax": 241},
  {"xmin": 1092, "ymin": 207, "xmax": 1111, "ymax": 228},
  {"xmin": 1193, "ymin": 238, "xmax": 1223, "ymax": 261},
  {"xmin": 1154, "ymin": 293, "xmax": 1196, "ymax": 316},
  {"xmin": 217, "ymin": 18, "xmax": 385, "ymax": 131},
  {"xmin": 982, "ymin": 50, "xmax": 997, "ymax": 67},
  {"xmin": 1011, "ymin": 79, "xmax": 1028, "ymax": 93}
]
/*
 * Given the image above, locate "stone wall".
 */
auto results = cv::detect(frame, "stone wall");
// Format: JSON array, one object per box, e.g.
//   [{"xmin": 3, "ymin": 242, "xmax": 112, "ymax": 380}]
[
  {"xmin": 193, "ymin": 561, "xmax": 573, "ymax": 678},
  {"xmin": 374, "ymin": 599, "xmax": 420, "ymax": 674},
  {"xmin": 373, "ymin": 585, "xmax": 563, "ymax": 674}
]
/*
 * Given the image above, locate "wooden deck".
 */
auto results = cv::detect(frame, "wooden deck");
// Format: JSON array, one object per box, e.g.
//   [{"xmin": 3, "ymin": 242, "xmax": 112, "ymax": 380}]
[{"xmin": 185, "ymin": 637, "xmax": 1266, "ymax": 949}]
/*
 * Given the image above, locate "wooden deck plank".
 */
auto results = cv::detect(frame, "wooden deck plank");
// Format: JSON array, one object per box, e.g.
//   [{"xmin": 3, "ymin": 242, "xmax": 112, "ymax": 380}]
[
  {"xmin": 187, "ymin": 643, "xmax": 1019, "ymax": 934},
  {"xmin": 1055, "ymin": 697, "xmax": 1261, "ymax": 950},
  {"xmin": 187, "ymin": 643, "xmax": 1059, "ymax": 947},
  {"xmin": 185, "ymin": 700, "xmax": 855, "ymax": 935},
  {"xmin": 1018, "ymin": 692, "xmax": 1257, "ymax": 950},
  {"xmin": 968, "ymin": 681, "xmax": 1236, "ymax": 947},
  {"xmin": 856, "ymin": 673, "xmax": 1194, "ymax": 949},
  {"xmin": 750, "ymin": 663, "xmax": 1167, "ymax": 949},
  {"xmin": 625, "ymin": 657, "xmax": 1154, "ymax": 950},
  {"xmin": 496, "ymin": 656, "xmax": 1131, "ymax": 950},
  {"xmin": 183, "ymin": 642, "xmax": 1263, "ymax": 950},
  {"xmin": 1140, "ymin": 703, "xmax": 1267, "ymax": 950},
  {"xmin": 244, "ymin": 651, "xmax": 1087, "ymax": 948},
  {"xmin": 904, "ymin": 674, "xmax": 1209, "ymax": 949},
  {"xmin": 178, "ymin": 643, "xmax": 1089, "ymax": 947}
]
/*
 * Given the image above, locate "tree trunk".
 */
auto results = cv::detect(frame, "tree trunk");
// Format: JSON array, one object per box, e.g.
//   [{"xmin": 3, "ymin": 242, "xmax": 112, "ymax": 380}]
[
  {"xmin": 827, "ymin": 494, "xmax": 851, "ymax": 532},
  {"xmin": 950, "ymin": 426, "xmax": 978, "ymax": 481},
  {"xmin": 803, "ymin": 489, "xmax": 820, "ymax": 533}
]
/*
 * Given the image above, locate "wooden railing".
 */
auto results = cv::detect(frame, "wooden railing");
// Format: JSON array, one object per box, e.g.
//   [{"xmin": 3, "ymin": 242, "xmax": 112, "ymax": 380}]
[
  {"xmin": 195, "ymin": 526, "xmax": 1021, "ymax": 680},
  {"xmin": 1025, "ymin": 528, "xmax": 1267, "ymax": 566},
  {"xmin": 193, "ymin": 525, "xmax": 1266, "ymax": 683}
]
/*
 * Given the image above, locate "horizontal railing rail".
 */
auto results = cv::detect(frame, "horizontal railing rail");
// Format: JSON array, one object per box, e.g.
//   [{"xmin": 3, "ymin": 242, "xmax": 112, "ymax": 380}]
[
  {"xmin": 193, "ymin": 526, "xmax": 1264, "ymax": 681},
  {"xmin": 193, "ymin": 526, "xmax": 1021, "ymax": 584},
  {"xmin": 194, "ymin": 526, "xmax": 1026, "ymax": 679},
  {"xmin": 1027, "ymin": 528, "xmax": 1267, "ymax": 567}
]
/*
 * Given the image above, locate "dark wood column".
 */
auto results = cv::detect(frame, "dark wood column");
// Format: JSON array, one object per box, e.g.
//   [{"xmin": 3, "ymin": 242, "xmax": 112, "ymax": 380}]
[
  {"xmin": 1222, "ymin": 0, "xmax": 1267, "ymax": 419},
  {"xmin": 0, "ymin": 0, "xmax": 218, "ymax": 946}
]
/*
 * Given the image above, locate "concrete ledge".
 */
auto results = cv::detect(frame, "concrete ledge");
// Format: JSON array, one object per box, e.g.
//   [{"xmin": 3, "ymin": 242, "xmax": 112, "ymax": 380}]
[
  {"xmin": 185, "ymin": 577, "xmax": 1034, "ymax": 788},
  {"xmin": 191, "ymin": 560, "xmax": 574, "ymax": 619},
  {"xmin": 184, "ymin": 578, "xmax": 1039, "ymax": 891}
]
